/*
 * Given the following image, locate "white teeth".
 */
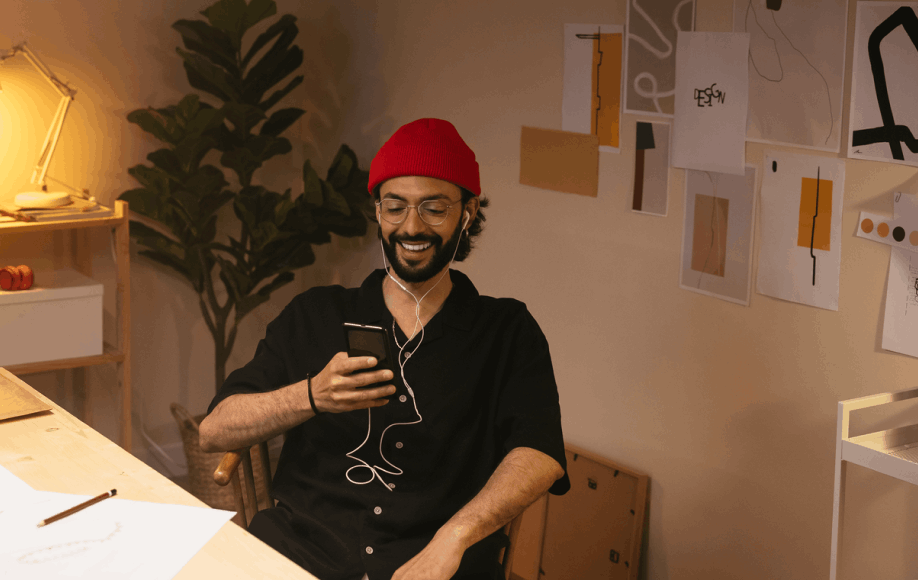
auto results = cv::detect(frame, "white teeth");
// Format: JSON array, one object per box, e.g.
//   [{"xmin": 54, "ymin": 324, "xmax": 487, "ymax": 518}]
[{"xmin": 400, "ymin": 242, "xmax": 431, "ymax": 251}]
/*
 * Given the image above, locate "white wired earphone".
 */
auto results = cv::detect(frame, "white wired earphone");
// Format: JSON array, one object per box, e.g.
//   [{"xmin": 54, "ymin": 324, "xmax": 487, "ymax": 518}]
[{"xmin": 345, "ymin": 210, "xmax": 470, "ymax": 490}]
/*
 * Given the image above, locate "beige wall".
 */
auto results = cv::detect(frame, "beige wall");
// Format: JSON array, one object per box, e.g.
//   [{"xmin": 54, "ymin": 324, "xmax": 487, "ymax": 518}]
[{"xmin": 2, "ymin": 0, "xmax": 918, "ymax": 578}]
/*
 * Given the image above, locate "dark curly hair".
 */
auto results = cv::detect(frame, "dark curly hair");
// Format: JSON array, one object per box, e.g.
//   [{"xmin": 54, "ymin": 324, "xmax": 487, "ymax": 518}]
[{"xmin": 371, "ymin": 185, "xmax": 490, "ymax": 262}]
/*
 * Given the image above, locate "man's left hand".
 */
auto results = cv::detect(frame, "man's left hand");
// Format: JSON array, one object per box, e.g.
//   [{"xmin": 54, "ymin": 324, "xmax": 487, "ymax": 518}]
[{"xmin": 391, "ymin": 531, "xmax": 465, "ymax": 580}]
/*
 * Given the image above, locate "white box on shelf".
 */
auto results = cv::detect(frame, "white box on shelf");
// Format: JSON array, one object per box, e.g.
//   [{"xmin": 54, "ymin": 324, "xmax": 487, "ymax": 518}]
[{"xmin": 0, "ymin": 268, "xmax": 103, "ymax": 367}]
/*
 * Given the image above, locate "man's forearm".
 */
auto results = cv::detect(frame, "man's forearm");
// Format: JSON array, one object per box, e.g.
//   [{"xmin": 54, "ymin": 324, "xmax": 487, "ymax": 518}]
[
  {"xmin": 198, "ymin": 381, "xmax": 313, "ymax": 452},
  {"xmin": 440, "ymin": 446, "xmax": 564, "ymax": 551}
]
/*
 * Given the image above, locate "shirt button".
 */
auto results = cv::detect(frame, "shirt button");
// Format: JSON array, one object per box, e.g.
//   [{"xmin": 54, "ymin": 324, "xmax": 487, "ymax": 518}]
[
  {"xmin": 395, "ymin": 442, "xmax": 403, "ymax": 449},
  {"xmin": 399, "ymin": 395, "xmax": 407, "ymax": 403},
  {"xmin": 374, "ymin": 506, "xmax": 382, "ymax": 515},
  {"xmin": 366, "ymin": 546, "xmax": 374, "ymax": 555}
]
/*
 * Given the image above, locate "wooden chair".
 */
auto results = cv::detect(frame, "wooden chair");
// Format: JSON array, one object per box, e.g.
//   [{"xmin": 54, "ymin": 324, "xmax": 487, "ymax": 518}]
[{"xmin": 214, "ymin": 447, "xmax": 524, "ymax": 579}]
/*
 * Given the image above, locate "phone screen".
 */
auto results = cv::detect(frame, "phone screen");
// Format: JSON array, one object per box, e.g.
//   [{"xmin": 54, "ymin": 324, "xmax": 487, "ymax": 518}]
[{"xmin": 344, "ymin": 323, "xmax": 395, "ymax": 393}]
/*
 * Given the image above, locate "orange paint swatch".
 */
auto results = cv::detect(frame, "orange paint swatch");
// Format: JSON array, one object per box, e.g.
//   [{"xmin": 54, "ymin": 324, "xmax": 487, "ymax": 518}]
[
  {"xmin": 590, "ymin": 33, "xmax": 622, "ymax": 149},
  {"xmin": 861, "ymin": 218, "xmax": 874, "ymax": 234},
  {"xmin": 878, "ymin": 222, "xmax": 890, "ymax": 238},
  {"xmin": 797, "ymin": 177, "xmax": 833, "ymax": 251}
]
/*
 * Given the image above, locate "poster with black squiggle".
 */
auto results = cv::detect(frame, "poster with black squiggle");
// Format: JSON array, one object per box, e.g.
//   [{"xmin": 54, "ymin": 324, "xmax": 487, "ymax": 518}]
[
  {"xmin": 623, "ymin": 0, "xmax": 696, "ymax": 117},
  {"xmin": 848, "ymin": 2, "xmax": 918, "ymax": 167},
  {"xmin": 756, "ymin": 151, "xmax": 845, "ymax": 311},
  {"xmin": 735, "ymin": 0, "xmax": 849, "ymax": 153}
]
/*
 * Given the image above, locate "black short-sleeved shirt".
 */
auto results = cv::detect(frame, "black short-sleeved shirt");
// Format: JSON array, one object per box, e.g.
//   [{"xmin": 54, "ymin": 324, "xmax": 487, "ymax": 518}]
[{"xmin": 208, "ymin": 269, "xmax": 569, "ymax": 580}]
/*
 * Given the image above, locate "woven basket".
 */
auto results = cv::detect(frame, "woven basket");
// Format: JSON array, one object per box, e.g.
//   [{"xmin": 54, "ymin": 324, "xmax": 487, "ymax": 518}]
[{"xmin": 170, "ymin": 402, "xmax": 270, "ymax": 527}]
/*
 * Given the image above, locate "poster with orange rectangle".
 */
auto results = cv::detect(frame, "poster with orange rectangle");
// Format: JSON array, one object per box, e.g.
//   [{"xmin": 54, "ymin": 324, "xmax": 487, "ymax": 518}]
[
  {"xmin": 680, "ymin": 166, "xmax": 757, "ymax": 305},
  {"xmin": 519, "ymin": 127, "xmax": 599, "ymax": 197},
  {"xmin": 563, "ymin": 24, "xmax": 623, "ymax": 152},
  {"xmin": 757, "ymin": 151, "xmax": 845, "ymax": 311}
]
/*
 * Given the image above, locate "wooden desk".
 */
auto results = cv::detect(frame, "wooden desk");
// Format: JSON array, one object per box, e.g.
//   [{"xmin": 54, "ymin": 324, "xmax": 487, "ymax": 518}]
[{"xmin": 0, "ymin": 368, "xmax": 316, "ymax": 580}]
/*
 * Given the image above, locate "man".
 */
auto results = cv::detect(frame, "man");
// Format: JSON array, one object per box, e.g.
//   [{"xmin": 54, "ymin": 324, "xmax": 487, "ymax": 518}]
[{"xmin": 199, "ymin": 118, "xmax": 569, "ymax": 580}]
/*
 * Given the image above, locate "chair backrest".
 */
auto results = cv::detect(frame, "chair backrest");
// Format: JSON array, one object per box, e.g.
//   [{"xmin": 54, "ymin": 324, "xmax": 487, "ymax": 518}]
[
  {"xmin": 214, "ymin": 442, "xmax": 274, "ymax": 529},
  {"xmin": 215, "ymin": 446, "xmax": 524, "ymax": 578}
]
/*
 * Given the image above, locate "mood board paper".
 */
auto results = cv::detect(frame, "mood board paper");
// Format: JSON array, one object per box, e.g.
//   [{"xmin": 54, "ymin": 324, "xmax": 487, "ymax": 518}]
[
  {"xmin": 735, "ymin": 0, "xmax": 849, "ymax": 152},
  {"xmin": 679, "ymin": 166, "xmax": 757, "ymax": 305},
  {"xmin": 756, "ymin": 151, "xmax": 846, "ymax": 311},
  {"xmin": 519, "ymin": 127, "xmax": 599, "ymax": 197},
  {"xmin": 671, "ymin": 32, "xmax": 750, "ymax": 175},
  {"xmin": 562, "ymin": 24, "xmax": 624, "ymax": 152}
]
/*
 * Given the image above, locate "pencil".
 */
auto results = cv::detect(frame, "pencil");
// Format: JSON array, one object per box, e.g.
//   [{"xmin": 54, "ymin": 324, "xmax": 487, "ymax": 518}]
[{"xmin": 37, "ymin": 489, "xmax": 117, "ymax": 527}]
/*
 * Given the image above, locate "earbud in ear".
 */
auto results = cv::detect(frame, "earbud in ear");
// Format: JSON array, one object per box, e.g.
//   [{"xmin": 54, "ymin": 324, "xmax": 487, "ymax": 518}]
[{"xmin": 463, "ymin": 211, "xmax": 470, "ymax": 229}]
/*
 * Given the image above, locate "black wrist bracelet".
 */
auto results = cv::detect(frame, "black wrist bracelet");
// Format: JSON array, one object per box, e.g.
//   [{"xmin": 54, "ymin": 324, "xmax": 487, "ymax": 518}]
[{"xmin": 307, "ymin": 373, "xmax": 321, "ymax": 415}]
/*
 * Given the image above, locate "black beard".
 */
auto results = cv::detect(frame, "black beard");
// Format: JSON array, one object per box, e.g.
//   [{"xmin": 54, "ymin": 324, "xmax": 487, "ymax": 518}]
[{"xmin": 381, "ymin": 220, "xmax": 463, "ymax": 283}]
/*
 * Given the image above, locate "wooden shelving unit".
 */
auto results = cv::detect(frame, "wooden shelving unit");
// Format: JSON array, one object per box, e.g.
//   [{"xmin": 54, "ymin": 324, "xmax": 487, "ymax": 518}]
[
  {"xmin": 0, "ymin": 200, "xmax": 131, "ymax": 451},
  {"xmin": 829, "ymin": 386, "xmax": 918, "ymax": 580}
]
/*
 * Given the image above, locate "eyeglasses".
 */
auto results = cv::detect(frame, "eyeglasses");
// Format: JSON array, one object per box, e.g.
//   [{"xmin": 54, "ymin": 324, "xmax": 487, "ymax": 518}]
[{"xmin": 376, "ymin": 199, "xmax": 461, "ymax": 226}]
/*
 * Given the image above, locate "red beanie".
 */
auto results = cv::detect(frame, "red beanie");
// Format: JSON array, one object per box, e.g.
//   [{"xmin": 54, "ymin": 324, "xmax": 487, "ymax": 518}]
[{"xmin": 368, "ymin": 118, "xmax": 481, "ymax": 196}]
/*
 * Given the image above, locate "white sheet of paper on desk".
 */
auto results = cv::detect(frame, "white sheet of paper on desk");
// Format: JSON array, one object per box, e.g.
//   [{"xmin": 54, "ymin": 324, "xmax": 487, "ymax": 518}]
[
  {"xmin": 0, "ymin": 489, "xmax": 233, "ymax": 579},
  {"xmin": 671, "ymin": 31, "xmax": 749, "ymax": 175},
  {"xmin": 0, "ymin": 464, "xmax": 39, "ymax": 512}
]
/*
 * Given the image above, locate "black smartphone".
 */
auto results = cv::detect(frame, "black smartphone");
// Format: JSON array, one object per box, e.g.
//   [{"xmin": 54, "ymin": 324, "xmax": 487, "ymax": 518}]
[{"xmin": 344, "ymin": 322, "xmax": 395, "ymax": 392}]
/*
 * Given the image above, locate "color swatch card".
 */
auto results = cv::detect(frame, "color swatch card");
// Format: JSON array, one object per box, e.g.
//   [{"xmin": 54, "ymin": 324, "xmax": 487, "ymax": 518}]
[
  {"xmin": 757, "ymin": 151, "xmax": 846, "ymax": 311},
  {"xmin": 562, "ymin": 24, "xmax": 624, "ymax": 152},
  {"xmin": 672, "ymin": 32, "xmax": 750, "ymax": 175},
  {"xmin": 679, "ymin": 166, "xmax": 757, "ymax": 305}
]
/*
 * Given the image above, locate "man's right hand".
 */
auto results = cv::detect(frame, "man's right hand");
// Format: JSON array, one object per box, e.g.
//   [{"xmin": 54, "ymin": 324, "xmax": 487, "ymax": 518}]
[{"xmin": 307, "ymin": 352, "xmax": 396, "ymax": 414}]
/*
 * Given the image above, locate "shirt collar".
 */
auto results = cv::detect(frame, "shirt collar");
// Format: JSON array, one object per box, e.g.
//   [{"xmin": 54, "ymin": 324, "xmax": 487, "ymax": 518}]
[{"xmin": 354, "ymin": 269, "xmax": 479, "ymax": 333}]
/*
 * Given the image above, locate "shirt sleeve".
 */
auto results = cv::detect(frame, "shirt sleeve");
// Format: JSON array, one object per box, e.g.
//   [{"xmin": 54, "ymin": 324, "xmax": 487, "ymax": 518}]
[
  {"xmin": 496, "ymin": 305, "xmax": 570, "ymax": 495},
  {"xmin": 206, "ymin": 301, "xmax": 297, "ymax": 415}
]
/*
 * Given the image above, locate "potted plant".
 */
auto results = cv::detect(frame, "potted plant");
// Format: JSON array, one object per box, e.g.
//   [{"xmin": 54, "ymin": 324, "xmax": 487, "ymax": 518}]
[{"xmin": 120, "ymin": 0, "xmax": 371, "ymax": 512}]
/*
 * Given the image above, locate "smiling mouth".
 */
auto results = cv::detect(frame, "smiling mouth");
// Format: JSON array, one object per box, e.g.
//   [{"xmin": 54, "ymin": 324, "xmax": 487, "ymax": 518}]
[{"xmin": 399, "ymin": 241, "xmax": 432, "ymax": 252}]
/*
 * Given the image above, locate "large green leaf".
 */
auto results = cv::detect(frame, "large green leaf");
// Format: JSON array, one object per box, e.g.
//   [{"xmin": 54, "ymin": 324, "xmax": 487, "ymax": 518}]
[
  {"xmin": 241, "ymin": 13, "xmax": 295, "ymax": 70},
  {"xmin": 223, "ymin": 102, "xmax": 265, "ymax": 136},
  {"xmin": 301, "ymin": 160, "xmax": 323, "ymax": 207},
  {"xmin": 173, "ymin": 135, "xmax": 217, "ymax": 173},
  {"xmin": 147, "ymin": 149, "xmax": 185, "ymax": 181},
  {"xmin": 119, "ymin": 188, "xmax": 164, "ymax": 222},
  {"xmin": 200, "ymin": 0, "xmax": 248, "ymax": 50},
  {"xmin": 258, "ymin": 75, "xmax": 303, "ymax": 112},
  {"xmin": 127, "ymin": 164, "xmax": 170, "ymax": 197},
  {"xmin": 321, "ymin": 181, "xmax": 351, "ymax": 216},
  {"xmin": 242, "ymin": 0, "xmax": 277, "ymax": 34},
  {"xmin": 185, "ymin": 105, "xmax": 226, "ymax": 136},
  {"xmin": 173, "ymin": 19, "xmax": 238, "ymax": 75},
  {"xmin": 260, "ymin": 107, "xmax": 304, "ymax": 137},
  {"xmin": 244, "ymin": 44, "xmax": 303, "ymax": 105},
  {"xmin": 177, "ymin": 48, "xmax": 242, "ymax": 102},
  {"xmin": 127, "ymin": 108, "xmax": 179, "ymax": 145}
]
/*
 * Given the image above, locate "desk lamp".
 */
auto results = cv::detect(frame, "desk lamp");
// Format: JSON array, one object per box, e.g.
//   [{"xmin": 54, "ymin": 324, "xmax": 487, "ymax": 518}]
[{"xmin": 0, "ymin": 42, "xmax": 79, "ymax": 209}]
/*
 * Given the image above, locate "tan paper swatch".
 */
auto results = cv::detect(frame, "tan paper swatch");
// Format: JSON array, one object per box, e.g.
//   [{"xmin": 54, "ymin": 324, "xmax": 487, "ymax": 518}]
[{"xmin": 520, "ymin": 127, "xmax": 599, "ymax": 197}]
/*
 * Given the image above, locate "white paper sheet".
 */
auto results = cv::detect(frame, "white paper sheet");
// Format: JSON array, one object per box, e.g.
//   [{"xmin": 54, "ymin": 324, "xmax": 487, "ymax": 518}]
[
  {"xmin": 735, "ymin": 0, "xmax": 849, "ymax": 152},
  {"xmin": 671, "ymin": 32, "xmax": 750, "ymax": 175},
  {"xmin": 0, "ymin": 464, "xmax": 39, "ymax": 513},
  {"xmin": 848, "ymin": 3, "xmax": 918, "ymax": 167},
  {"xmin": 562, "ymin": 23, "xmax": 624, "ymax": 153},
  {"xmin": 679, "ymin": 166, "xmax": 757, "ymax": 305},
  {"xmin": 756, "ymin": 151, "xmax": 846, "ymax": 310},
  {"xmin": 0, "ymin": 487, "xmax": 233, "ymax": 579},
  {"xmin": 882, "ymin": 248, "xmax": 918, "ymax": 358},
  {"xmin": 623, "ymin": 0, "xmax": 696, "ymax": 117}
]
